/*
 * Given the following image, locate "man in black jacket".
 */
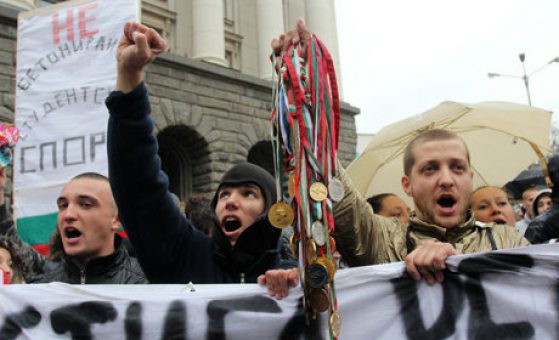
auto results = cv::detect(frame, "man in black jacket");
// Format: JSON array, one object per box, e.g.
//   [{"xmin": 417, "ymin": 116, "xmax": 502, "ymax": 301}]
[
  {"xmin": 525, "ymin": 155, "xmax": 559, "ymax": 244},
  {"xmin": 106, "ymin": 22, "xmax": 297, "ymax": 298},
  {"xmin": 0, "ymin": 171, "xmax": 147, "ymax": 284}
]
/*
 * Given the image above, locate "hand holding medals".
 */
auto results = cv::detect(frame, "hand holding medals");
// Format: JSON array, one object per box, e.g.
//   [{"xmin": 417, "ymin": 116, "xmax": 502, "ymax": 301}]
[{"xmin": 269, "ymin": 19, "xmax": 343, "ymax": 339}]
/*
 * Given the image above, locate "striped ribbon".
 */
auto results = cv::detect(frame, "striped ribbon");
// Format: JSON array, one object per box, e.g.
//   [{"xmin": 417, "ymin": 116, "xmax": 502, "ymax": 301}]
[{"xmin": 270, "ymin": 35, "xmax": 341, "ymax": 339}]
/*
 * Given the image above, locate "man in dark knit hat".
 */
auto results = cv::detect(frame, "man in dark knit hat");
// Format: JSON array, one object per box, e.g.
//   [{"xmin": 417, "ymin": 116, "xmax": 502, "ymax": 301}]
[{"xmin": 106, "ymin": 22, "xmax": 297, "ymax": 298}]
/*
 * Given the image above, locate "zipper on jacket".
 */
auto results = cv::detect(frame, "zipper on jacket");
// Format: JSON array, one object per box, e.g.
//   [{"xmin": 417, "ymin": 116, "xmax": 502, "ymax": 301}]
[
  {"xmin": 80, "ymin": 268, "xmax": 86, "ymax": 284},
  {"xmin": 240, "ymin": 273, "xmax": 245, "ymax": 284}
]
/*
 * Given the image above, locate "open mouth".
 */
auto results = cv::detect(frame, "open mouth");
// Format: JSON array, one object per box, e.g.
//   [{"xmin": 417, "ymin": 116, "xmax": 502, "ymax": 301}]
[
  {"xmin": 493, "ymin": 218, "xmax": 507, "ymax": 224},
  {"xmin": 437, "ymin": 196, "xmax": 456, "ymax": 208},
  {"xmin": 223, "ymin": 217, "xmax": 241, "ymax": 232},
  {"xmin": 64, "ymin": 227, "xmax": 82, "ymax": 239}
]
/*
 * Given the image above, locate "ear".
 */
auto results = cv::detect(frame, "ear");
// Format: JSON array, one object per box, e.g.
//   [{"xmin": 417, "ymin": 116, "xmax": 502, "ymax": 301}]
[
  {"xmin": 111, "ymin": 213, "xmax": 122, "ymax": 232},
  {"xmin": 401, "ymin": 175, "xmax": 413, "ymax": 197}
]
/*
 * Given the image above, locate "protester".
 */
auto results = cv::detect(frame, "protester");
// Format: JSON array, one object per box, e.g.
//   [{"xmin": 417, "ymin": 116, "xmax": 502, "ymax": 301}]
[
  {"xmin": 532, "ymin": 188, "xmax": 552, "ymax": 217},
  {"xmin": 516, "ymin": 187, "xmax": 539, "ymax": 235},
  {"xmin": 184, "ymin": 194, "xmax": 215, "ymax": 236},
  {"xmin": 331, "ymin": 129, "xmax": 529, "ymax": 284},
  {"xmin": 0, "ymin": 240, "xmax": 24, "ymax": 284},
  {"xmin": 106, "ymin": 22, "xmax": 297, "ymax": 299},
  {"xmin": 513, "ymin": 203, "xmax": 525, "ymax": 222},
  {"xmin": 525, "ymin": 156, "xmax": 559, "ymax": 244},
  {"xmin": 367, "ymin": 193, "xmax": 411, "ymax": 224},
  {"xmin": 0, "ymin": 171, "xmax": 147, "ymax": 284},
  {"xmin": 470, "ymin": 186, "xmax": 516, "ymax": 226},
  {"xmin": 269, "ymin": 21, "xmax": 529, "ymax": 284}
]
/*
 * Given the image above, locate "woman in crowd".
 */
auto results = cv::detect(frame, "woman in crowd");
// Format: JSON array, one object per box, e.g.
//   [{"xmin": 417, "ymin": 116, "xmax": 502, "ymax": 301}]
[
  {"xmin": 0, "ymin": 239, "xmax": 25, "ymax": 284},
  {"xmin": 470, "ymin": 186, "xmax": 517, "ymax": 226}
]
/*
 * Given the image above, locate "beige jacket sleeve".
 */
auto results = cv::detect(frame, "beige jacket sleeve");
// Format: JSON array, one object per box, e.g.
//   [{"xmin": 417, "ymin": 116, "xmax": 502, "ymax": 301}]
[
  {"xmin": 491, "ymin": 224, "xmax": 531, "ymax": 249},
  {"xmin": 333, "ymin": 163, "xmax": 407, "ymax": 266}
]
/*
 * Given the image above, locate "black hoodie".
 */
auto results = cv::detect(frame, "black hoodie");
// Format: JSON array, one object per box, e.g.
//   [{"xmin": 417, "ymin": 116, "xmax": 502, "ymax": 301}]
[{"xmin": 107, "ymin": 83, "xmax": 281, "ymax": 283}]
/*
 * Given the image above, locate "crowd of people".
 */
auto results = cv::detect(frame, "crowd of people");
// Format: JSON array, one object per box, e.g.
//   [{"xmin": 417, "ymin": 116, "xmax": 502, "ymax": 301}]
[{"xmin": 0, "ymin": 21, "xmax": 555, "ymax": 306}]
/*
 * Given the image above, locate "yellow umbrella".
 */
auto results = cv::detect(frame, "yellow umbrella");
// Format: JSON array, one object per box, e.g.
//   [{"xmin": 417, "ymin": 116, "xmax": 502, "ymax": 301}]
[{"xmin": 347, "ymin": 101, "xmax": 552, "ymax": 205}]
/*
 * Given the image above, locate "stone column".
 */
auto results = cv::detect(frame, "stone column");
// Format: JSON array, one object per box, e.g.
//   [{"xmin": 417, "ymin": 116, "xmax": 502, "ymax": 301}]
[
  {"xmin": 192, "ymin": 0, "xmax": 227, "ymax": 66},
  {"xmin": 304, "ymin": 0, "xmax": 343, "ymax": 98},
  {"xmin": 284, "ymin": 0, "xmax": 305, "ymax": 32},
  {"xmin": 256, "ymin": 0, "xmax": 284, "ymax": 80},
  {"xmin": 0, "ymin": 0, "xmax": 35, "ymax": 11}
]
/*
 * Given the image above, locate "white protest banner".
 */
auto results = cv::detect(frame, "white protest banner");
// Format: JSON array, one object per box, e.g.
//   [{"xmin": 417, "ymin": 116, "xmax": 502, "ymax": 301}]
[
  {"xmin": 14, "ymin": 0, "xmax": 138, "ymax": 247},
  {"xmin": 0, "ymin": 244, "xmax": 558, "ymax": 339}
]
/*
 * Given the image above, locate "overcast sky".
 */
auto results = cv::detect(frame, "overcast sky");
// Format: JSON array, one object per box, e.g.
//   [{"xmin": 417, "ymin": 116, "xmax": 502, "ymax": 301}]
[{"xmin": 335, "ymin": 0, "xmax": 559, "ymax": 134}]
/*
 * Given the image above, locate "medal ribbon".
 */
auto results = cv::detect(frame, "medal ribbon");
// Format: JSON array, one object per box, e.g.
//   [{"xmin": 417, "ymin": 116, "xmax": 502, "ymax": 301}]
[{"xmin": 270, "ymin": 35, "xmax": 341, "ymax": 339}]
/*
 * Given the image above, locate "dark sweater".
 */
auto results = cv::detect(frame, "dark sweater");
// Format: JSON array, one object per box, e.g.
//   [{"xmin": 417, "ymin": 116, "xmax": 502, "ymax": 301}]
[{"xmin": 106, "ymin": 83, "xmax": 280, "ymax": 284}]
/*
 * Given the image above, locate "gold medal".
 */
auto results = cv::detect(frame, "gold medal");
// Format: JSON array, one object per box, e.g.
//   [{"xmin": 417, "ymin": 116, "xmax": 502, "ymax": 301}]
[
  {"xmin": 268, "ymin": 202, "xmax": 294, "ymax": 229},
  {"xmin": 316, "ymin": 256, "xmax": 336, "ymax": 282},
  {"xmin": 309, "ymin": 288, "xmax": 329, "ymax": 312},
  {"xmin": 305, "ymin": 238, "xmax": 317, "ymax": 264},
  {"xmin": 309, "ymin": 182, "xmax": 328, "ymax": 202},
  {"xmin": 329, "ymin": 312, "xmax": 342, "ymax": 337},
  {"xmin": 287, "ymin": 174, "xmax": 296, "ymax": 198}
]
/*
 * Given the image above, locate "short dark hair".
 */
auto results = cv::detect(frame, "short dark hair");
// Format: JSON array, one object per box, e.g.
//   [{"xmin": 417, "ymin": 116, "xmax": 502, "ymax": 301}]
[
  {"xmin": 366, "ymin": 193, "xmax": 395, "ymax": 213},
  {"xmin": 69, "ymin": 172, "xmax": 115, "ymax": 209},
  {"xmin": 72, "ymin": 172, "xmax": 109, "ymax": 182},
  {"xmin": 403, "ymin": 129, "xmax": 470, "ymax": 176}
]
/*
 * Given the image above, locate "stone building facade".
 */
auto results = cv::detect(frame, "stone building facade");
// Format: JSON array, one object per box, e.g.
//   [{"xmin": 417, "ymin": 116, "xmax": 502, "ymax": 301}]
[{"xmin": 0, "ymin": 1, "xmax": 359, "ymax": 201}]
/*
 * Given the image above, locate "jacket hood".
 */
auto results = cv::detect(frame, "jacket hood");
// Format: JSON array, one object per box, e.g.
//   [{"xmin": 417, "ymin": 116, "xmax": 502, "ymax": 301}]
[
  {"xmin": 532, "ymin": 188, "xmax": 552, "ymax": 217},
  {"xmin": 210, "ymin": 163, "xmax": 280, "ymax": 276}
]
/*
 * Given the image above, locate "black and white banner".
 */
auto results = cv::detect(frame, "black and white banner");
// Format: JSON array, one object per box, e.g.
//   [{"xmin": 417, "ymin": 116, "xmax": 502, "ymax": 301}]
[{"xmin": 1, "ymin": 244, "xmax": 558, "ymax": 339}]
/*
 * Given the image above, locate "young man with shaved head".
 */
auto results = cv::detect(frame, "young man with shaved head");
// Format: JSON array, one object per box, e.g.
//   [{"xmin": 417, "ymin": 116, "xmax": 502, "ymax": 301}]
[
  {"xmin": 333, "ymin": 129, "xmax": 529, "ymax": 284},
  {"xmin": 0, "ymin": 171, "xmax": 147, "ymax": 284},
  {"xmin": 516, "ymin": 187, "xmax": 539, "ymax": 235}
]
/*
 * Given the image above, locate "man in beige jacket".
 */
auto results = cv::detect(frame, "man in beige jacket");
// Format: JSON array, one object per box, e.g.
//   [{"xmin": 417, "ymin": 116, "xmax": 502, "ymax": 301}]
[
  {"xmin": 334, "ymin": 129, "xmax": 529, "ymax": 284},
  {"xmin": 271, "ymin": 22, "xmax": 528, "ymax": 285}
]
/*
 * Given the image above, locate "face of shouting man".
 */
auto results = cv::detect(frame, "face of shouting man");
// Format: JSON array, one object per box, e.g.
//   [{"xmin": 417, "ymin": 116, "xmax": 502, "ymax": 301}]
[
  {"xmin": 57, "ymin": 175, "xmax": 120, "ymax": 266},
  {"xmin": 401, "ymin": 136, "xmax": 473, "ymax": 228},
  {"xmin": 214, "ymin": 184, "xmax": 266, "ymax": 245}
]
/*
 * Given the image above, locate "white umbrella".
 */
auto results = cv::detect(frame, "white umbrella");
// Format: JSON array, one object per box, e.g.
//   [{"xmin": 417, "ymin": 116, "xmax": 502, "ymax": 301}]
[{"xmin": 347, "ymin": 101, "xmax": 552, "ymax": 205}]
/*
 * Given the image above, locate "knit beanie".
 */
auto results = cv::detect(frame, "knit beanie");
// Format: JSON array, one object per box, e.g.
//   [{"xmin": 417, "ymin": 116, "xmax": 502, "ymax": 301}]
[{"xmin": 211, "ymin": 163, "xmax": 277, "ymax": 212}]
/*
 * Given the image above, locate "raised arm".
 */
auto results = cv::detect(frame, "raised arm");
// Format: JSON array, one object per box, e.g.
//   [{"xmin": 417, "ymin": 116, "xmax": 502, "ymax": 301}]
[
  {"xmin": 333, "ymin": 163, "xmax": 407, "ymax": 266},
  {"xmin": 107, "ymin": 23, "xmax": 213, "ymax": 283},
  {"xmin": 115, "ymin": 22, "xmax": 167, "ymax": 93}
]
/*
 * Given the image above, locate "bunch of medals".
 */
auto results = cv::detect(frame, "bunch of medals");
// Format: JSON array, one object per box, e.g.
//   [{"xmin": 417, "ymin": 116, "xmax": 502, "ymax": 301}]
[{"xmin": 268, "ymin": 34, "xmax": 343, "ymax": 339}]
